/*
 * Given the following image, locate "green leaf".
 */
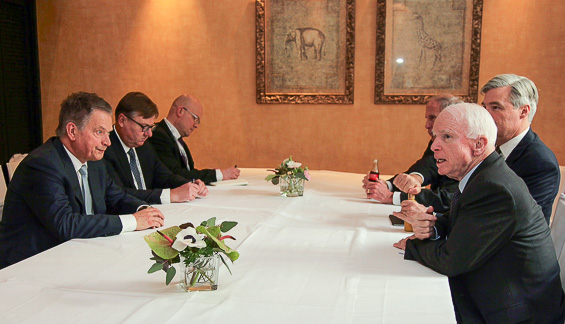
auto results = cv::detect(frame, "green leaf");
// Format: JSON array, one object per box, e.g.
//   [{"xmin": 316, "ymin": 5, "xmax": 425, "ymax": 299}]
[
  {"xmin": 296, "ymin": 173, "xmax": 308, "ymax": 181},
  {"xmin": 144, "ymin": 226, "xmax": 182, "ymax": 259},
  {"xmin": 165, "ymin": 266, "xmax": 176, "ymax": 285},
  {"xmin": 206, "ymin": 217, "xmax": 216, "ymax": 227},
  {"xmin": 272, "ymin": 177, "xmax": 279, "ymax": 185},
  {"xmin": 220, "ymin": 221, "xmax": 238, "ymax": 232},
  {"xmin": 196, "ymin": 225, "xmax": 238, "ymax": 261},
  {"xmin": 265, "ymin": 174, "xmax": 276, "ymax": 181},
  {"xmin": 207, "ymin": 225, "xmax": 221, "ymax": 238},
  {"xmin": 148, "ymin": 262, "xmax": 164, "ymax": 273},
  {"xmin": 227, "ymin": 251, "xmax": 239, "ymax": 262}
]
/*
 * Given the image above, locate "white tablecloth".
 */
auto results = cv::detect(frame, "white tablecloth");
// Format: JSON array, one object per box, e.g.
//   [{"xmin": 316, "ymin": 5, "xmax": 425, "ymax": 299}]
[{"xmin": 0, "ymin": 169, "xmax": 455, "ymax": 323}]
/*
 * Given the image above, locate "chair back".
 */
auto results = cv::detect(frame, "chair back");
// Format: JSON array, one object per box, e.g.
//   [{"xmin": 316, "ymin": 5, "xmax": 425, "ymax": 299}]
[
  {"xmin": 0, "ymin": 167, "xmax": 6, "ymax": 221},
  {"xmin": 6, "ymin": 153, "xmax": 27, "ymax": 180},
  {"xmin": 551, "ymin": 193, "xmax": 565, "ymax": 290}
]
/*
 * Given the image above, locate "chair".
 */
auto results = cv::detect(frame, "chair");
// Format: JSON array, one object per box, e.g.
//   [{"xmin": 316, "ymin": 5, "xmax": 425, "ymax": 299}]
[
  {"xmin": 6, "ymin": 153, "xmax": 27, "ymax": 181},
  {"xmin": 551, "ymin": 193, "xmax": 565, "ymax": 291},
  {"xmin": 550, "ymin": 166, "xmax": 565, "ymax": 225},
  {"xmin": 0, "ymin": 167, "xmax": 7, "ymax": 221}
]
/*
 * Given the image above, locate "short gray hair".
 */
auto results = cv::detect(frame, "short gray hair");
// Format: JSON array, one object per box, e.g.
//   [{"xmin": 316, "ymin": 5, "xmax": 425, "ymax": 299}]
[
  {"xmin": 430, "ymin": 94, "xmax": 464, "ymax": 111},
  {"xmin": 56, "ymin": 92, "xmax": 112, "ymax": 137},
  {"xmin": 481, "ymin": 74, "xmax": 538, "ymax": 122},
  {"xmin": 442, "ymin": 103, "xmax": 497, "ymax": 150}
]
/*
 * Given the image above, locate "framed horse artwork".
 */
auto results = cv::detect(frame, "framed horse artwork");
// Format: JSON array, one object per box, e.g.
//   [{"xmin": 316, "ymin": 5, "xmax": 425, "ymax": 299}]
[
  {"xmin": 256, "ymin": 0, "xmax": 355, "ymax": 104},
  {"xmin": 374, "ymin": 0, "xmax": 484, "ymax": 104}
]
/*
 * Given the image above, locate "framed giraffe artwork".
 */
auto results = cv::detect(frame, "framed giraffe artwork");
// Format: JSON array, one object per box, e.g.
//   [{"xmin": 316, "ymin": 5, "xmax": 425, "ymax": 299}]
[
  {"xmin": 256, "ymin": 0, "xmax": 355, "ymax": 104},
  {"xmin": 374, "ymin": 0, "xmax": 483, "ymax": 104}
]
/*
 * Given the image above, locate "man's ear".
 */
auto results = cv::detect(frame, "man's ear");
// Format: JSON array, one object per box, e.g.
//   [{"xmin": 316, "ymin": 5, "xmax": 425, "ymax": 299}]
[
  {"xmin": 474, "ymin": 136, "xmax": 487, "ymax": 155},
  {"xmin": 66, "ymin": 122, "xmax": 78, "ymax": 141},
  {"xmin": 519, "ymin": 104, "xmax": 531, "ymax": 119},
  {"xmin": 117, "ymin": 113, "xmax": 126, "ymax": 127}
]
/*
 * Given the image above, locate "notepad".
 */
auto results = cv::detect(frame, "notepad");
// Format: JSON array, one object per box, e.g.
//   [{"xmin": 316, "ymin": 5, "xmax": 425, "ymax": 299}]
[{"xmin": 209, "ymin": 179, "xmax": 249, "ymax": 186}]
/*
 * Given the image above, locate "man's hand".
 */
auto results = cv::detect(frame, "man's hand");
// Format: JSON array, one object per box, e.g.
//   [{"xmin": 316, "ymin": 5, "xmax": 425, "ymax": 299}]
[
  {"xmin": 393, "ymin": 201, "xmax": 437, "ymax": 239},
  {"xmin": 221, "ymin": 167, "xmax": 240, "ymax": 180},
  {"xmin": 193, "ymin": 179, "xmax": 208, "ymax": 197},
  {"xmin": 393, "ymin": 234, "xmax": 416, "ymax": 250},
  {"xmin": 365, "ymin": 178, "xmax": 393, "ymax": 204},
  {"xmin": 393, "ymin": 173, "xmax": 423, "ymax": 195},
  {"xmin": 133, "ymin": 207, "xmax": 165, "ymax": 230},
  {"xmin": 170, "ymin": 182, "xmax": 199, "ymax": 202}
]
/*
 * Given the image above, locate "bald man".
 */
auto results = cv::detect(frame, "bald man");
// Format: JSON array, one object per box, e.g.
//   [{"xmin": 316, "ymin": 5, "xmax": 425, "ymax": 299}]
[{"xmin": 148, "ymin": 95, "xmax": 239, "ymax": 184}]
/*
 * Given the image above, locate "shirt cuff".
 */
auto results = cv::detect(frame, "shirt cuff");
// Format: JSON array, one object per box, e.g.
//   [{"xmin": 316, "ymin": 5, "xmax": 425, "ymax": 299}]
[
  {"xmin": 430, "ymin": 226, "xmax": 440, "ymax": 240},
  {"xmin": 392, "ymin": 191, "xmax": 401, "ymax": 205},
  {"xmin": 160, "ymin": 188, "xmax": 171, "ymax": 204},
  {"xmin": 215, "ymin": 169, "xmax": 223, "ymax": 181},
  {"xmin": 409, "ymin": 172, "xmax": 424, "ymax": 183},
  {"xmin": 119, "ymin": 214, "xmax": 137, "ymax": 233},
  {"xmin": 386, "ymin": 180, "xmax": 393, "ymax": 191}
]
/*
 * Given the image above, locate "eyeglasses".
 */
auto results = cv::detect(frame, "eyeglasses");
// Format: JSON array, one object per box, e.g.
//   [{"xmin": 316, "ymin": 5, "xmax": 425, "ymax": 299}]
[
  {"xmin": 124, "ymin": 114, "xmax": 157, "ymax": 133},
  {"xmin": 181, "ymin": 107, "xmax": 201, "ymax": 125}
]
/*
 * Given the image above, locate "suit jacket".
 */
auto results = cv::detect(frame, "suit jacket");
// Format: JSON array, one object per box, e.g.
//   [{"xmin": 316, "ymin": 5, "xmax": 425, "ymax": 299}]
[
  {"xmin": 505, "ymin": 129, "xmax": 560, "ymax": 224},
  {"xmin": 103, "ymin": 130, "xmax": 189, "ymax": 204},
  {"xmin": 405, "ymin": 153, "xmax": 565, "ymax": 323},
  {"xmin": 147, "ymin": 120, "xmax": 217, "ymax": 184},
  {"xmin": 0, "ymin": 137, "xmax": 145, "ymax": 268},
  {"xmin": 390, "ymin": 140, "xmax": 459, "ymax": 212}
]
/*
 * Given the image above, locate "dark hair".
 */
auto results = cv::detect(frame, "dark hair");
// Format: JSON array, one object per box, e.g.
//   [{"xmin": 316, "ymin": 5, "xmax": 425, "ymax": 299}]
[
  {"xmin": 115, "ymin": 92, "xmax": 159, "ymax": 120},
  {"xmin": 56, "ymin": 92, "xmax": 112, "ymax": 137}
]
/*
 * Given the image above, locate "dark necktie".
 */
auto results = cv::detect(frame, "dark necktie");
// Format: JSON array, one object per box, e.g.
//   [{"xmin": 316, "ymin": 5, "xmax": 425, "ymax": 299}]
[
  {"xmin": 178, "ymin": 138, "xmax": 190, "ymax": 170},
  {"xmin": 78, "ymin": 165, "xmax": 93, "ymax": 214},
  {"xmin": 451, "ymin": 189, "xmax": 462, "ymax": 211},
  {"xmin": 127, "ymin": 148, "xmax": 144, "ymax": 189}
]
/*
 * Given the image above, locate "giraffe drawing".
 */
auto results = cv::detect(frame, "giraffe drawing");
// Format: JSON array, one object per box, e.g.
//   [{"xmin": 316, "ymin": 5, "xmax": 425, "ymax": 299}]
[{"xmin": 412, "ymin": 12, "xmax": 442, "ymax": 69}]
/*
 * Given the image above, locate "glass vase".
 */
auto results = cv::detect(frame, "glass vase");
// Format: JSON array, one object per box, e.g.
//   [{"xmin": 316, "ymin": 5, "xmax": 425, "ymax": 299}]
[
  {"xmin": 179, "ymin": 254, "xmax": 220, "ymax": 292},
  {"xmin": 279, "ymin": 176, "xmax": 305, "ymax": 197}
]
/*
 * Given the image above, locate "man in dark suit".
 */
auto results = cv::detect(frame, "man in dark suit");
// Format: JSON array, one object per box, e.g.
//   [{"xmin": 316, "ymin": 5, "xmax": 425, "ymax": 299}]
[
  {"xmin": 363, "ymin": 95, "xmax": 462, "ymax": 213},
  {"xmin": 481, "ymin": 74, "xmax": 560, "ymax": 223},
  {"xmin": 393, "ymin": 103, "xmax": 565, "ymax": 323},
  {"xmin": 103, "ymin": 92, "xmax": 208, "ymax": 205},
  {"xmin": 147, "ymin": 94, "xmax": 239, "ymax": 185},
  {"xmin": 0, "ymin": 92, "xmax": 165, "ymax": 268}
]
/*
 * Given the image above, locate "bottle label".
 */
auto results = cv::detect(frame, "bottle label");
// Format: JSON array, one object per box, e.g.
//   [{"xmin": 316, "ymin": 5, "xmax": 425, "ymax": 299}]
[{"xmin": 368, "ymin": 173, "xmax": 379, "ymax": 182}]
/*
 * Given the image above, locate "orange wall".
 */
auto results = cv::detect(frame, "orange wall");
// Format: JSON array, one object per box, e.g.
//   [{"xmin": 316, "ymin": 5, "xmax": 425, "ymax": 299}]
[{"xmin": 36, "ymin": 0, "xmax": 565, "ymax": 175}]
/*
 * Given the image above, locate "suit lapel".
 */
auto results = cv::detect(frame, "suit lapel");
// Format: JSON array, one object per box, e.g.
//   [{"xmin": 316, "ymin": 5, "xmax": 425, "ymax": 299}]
[
  {"xmin": 87, "ymin": 161, "xmax": 104, "ymax": 214},
  {"xmin": 505, "ymin": 129, "xmax": 534, "ymax": 167},
  {"xmin": 53, "ymin": 137, "xmax": 86, "ymax": 213},
  {"xmin": 110, "ymin": 130, "xmax": 136, "ymax": 187},
  {"xmin": 159, "ymin": 120, "xmax": 193, "ymax": 170}
]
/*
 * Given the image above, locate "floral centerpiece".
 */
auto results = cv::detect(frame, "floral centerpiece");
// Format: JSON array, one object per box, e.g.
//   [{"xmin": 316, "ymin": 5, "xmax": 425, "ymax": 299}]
[
  {"xmin": 144, "ymin": 217, "xmax": 239, "ymax": 291},
  {"xmin": 265, "ymin": 156, "xmax": 310, "ymax": 197}
]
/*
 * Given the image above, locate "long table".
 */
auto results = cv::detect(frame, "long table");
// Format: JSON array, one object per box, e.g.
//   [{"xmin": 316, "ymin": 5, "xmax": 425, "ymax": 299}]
[{"xmin": 0, "ymin": 169, "xmax": 455, "ymax": 323}]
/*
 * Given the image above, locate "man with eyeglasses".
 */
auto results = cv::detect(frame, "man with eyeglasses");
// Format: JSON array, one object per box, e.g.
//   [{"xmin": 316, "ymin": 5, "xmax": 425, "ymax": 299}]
[
  {"xmin": 103, "ymin": 92, "xmax": 208, "ymax": 204},
  {"xmin": 148, "ymin": 94, "xmax": 240, "ymax": 184}
]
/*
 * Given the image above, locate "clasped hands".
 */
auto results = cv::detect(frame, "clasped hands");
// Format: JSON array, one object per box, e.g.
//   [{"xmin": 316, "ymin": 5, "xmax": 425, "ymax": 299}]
[
  {"xmin": 171, "ymin": 179, "xmax": 208, "ymax": 203},
  {"xmin": 392, "ymin": 200, "xmax": 437, "ymax": 250},
  {"xmin": 361, "ymin": 173, "xmax": 423, "ymax": 204}
]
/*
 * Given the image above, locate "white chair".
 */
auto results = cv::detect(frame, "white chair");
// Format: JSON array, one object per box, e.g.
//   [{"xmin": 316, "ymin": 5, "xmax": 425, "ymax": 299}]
[
  {"xmin": 6, "ymin": 153, "xmax": 27, "ymax": 180},
  {"xmin": 551, "ymin": 193, "xmax": 565, "ymax": 290},
  {"xmin": 0, "ymin": 167, "xmax": 7, "ymax": 221}
]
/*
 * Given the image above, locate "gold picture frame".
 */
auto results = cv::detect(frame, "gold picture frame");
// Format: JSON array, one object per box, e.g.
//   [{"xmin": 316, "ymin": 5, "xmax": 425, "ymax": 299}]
[
  {"xmin": 256, "ymin": 0, "xmax": 355, "ymax": 104},
  {"xmin": 374, "ymin": 0, "xmax": 483, "ymax": 104}
]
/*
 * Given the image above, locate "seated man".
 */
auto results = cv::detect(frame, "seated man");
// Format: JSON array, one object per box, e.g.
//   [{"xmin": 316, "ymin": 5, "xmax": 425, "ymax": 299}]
[
  {"xmin": 394, "ymin": 103, "xmax": 565, "ymax": 323},
  {"xmin": 103, "ymin": 92, "xmax": 208, "ymax": 205},
  {"xmin": 363, "ymin": 95, "xmax": 462, "ymax": 212},
  {"xmin": 0, "ymin": 92, "xmax": 165, "ymax": 268},
  {"xmin": 148, "ymin": 94, "xmax": 240, "ymax": 184},
  {"xmin": 481, "ymin": 74, "xmax": 560, "ymax": 223}
]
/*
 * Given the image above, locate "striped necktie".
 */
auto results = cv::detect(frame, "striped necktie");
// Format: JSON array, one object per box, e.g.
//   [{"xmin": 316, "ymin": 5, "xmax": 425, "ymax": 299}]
[{"xmin": 127, "ymin": 148, "xmax": 144, "ymax": 189}]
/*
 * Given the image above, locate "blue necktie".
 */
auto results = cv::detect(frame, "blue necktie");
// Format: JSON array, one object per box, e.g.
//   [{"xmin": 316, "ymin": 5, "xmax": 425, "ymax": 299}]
[
  {"xmin": 78, "ymin": 165, "xmax": 93, "ymax": 214},
  {"xmin": 127, "ymin": 148, "xmax": 144, "ymax": 189}
]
